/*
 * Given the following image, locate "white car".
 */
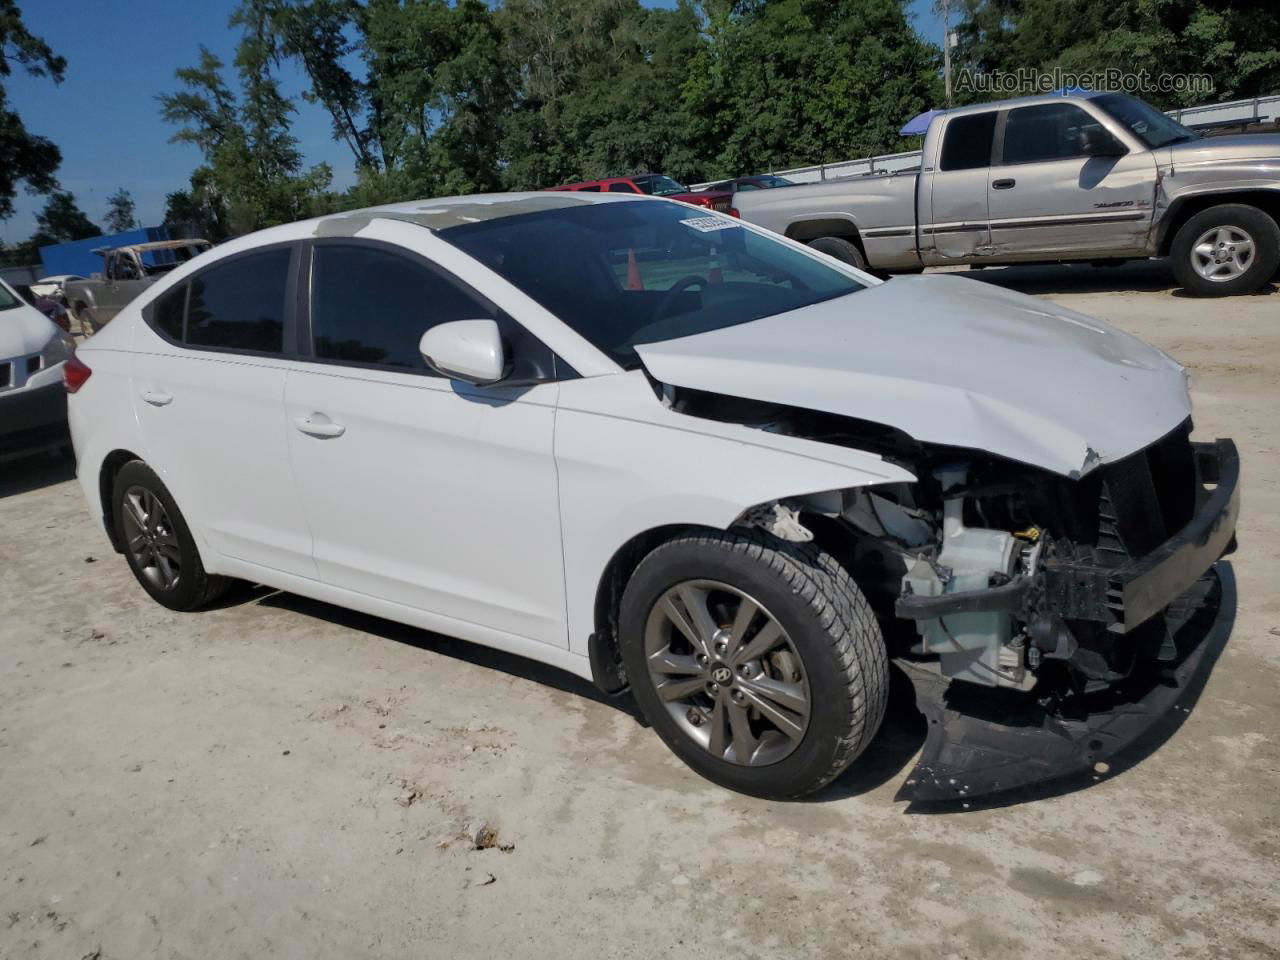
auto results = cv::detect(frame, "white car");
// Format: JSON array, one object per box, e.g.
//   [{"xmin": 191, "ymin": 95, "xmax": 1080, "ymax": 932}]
[
  {"xmin": 0, "ymin": 278, "xmax": 72, "ymax": 459},
  {"xmin": 66, "ymin": 193, "xmax": 1238, "ymax": 800},
  {"xmin": 30, "ymin": 274, "xmax": 85, "ymax": 301}
]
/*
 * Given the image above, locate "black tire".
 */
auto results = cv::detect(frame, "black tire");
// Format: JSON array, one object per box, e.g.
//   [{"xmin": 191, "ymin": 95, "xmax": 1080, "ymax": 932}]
[
  {"xmin": 112, "ymin": 460, "xmax": 233, "ymax": 611},
  {"xmin": 619, "ymin": 529, "xmax": 888, "ymax": 799},
  {"xmin": 1170, "ymin": 203, "xmax": 1280, "ymax": 297},
  {"xmin": 806, "ymin": 236, "xmax": 869, "ymax": 271}
]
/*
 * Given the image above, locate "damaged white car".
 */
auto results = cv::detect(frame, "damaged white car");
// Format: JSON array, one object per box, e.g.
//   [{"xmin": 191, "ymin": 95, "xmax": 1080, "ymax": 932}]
[{"xmin": 66, "ymin": 193, "xmax": 1239, "ymax": 801}]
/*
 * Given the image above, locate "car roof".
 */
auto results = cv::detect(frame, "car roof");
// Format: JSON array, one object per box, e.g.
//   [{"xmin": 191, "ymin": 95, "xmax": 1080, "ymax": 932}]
[
  {"xmin": 307, "ymin": 190, "xmax": 653, "ymax": 235},
  {"xmin": 938, "ymin": 90, "xmax": 1107, "ymax": 120}
]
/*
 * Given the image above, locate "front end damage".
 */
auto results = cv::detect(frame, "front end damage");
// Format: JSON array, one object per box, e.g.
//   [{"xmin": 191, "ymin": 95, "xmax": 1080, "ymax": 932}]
[{"xmin": 668, "ymin": 386, "xmax": 1240, "ymax": 804}]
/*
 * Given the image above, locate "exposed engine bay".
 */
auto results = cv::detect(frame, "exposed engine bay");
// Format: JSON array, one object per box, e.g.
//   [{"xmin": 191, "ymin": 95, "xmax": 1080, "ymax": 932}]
[{"xmin": 663, "ymin": 382, "xmax": 1240, "ymax": 803}]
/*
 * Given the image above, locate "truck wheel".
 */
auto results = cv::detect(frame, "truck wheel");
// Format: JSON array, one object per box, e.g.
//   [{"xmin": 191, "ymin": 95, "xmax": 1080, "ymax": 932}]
[
  {"xmin": 112, "ymin": 461, "xmax": 234, "ymax": 611},
  {"xmin": 807, "ymin": 236, "xmax": 868, "ymax": 271},
  {"xmin": 618, "ymin": 529, "xmax": 888, "ymax": 799},
  {"xmin": 1171, "ymin": 204, "xmax": 1280, "ymax": 297}
]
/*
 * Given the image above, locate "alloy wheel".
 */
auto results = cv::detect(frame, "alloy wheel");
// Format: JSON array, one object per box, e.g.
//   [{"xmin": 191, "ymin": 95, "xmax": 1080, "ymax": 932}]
[
  {"xmin": 643, "ymin": 579, "xmax": 811, "ymax": 766},
  {"xmin": 121, "ymin": 485, "xmax": 182, "ymax": 591},
  {"xmin": 1191, "ymin": 225, "xmax": 1255, "ymax": 282}
]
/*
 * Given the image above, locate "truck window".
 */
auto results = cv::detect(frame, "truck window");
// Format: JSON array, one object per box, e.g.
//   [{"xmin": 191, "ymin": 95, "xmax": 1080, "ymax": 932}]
[
  {"xmin": 1002, "ymin": 103, "xmax": 1110, "ymax": 164},
  {"xmin": 939, "ymin": 112, "xmax": 996, "ymax": 171}
]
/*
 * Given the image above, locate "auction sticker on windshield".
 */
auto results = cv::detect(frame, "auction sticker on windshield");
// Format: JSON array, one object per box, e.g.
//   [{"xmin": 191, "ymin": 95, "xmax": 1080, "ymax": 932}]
[{"xmin": 681, "ymin": 216, "xmax": 743, "ymax": 233}]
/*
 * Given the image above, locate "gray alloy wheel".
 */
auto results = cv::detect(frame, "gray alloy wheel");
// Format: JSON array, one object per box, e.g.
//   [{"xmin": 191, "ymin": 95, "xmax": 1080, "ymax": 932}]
[
  {"xmin": 120, "ymin": 484, "xmax": 184, "ymax": 592},
  {"xmin": 1190, "ymin": 224, "xmax": 1255, "ymax": 282},
  {"xmin": 643, "ymin": 579, "xmax": 811, "ymax": 766}
]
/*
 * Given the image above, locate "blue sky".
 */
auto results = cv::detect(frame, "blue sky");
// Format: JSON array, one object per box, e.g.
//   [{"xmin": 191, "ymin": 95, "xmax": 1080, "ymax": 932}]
[{"xmin": 3, "ymin": 0, "xmax": 944, "ymax": 245}]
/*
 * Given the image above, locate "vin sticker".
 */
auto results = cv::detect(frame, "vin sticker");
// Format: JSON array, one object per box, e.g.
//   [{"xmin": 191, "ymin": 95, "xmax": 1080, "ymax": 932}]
[{"xmin": 680, "ymin": 216, "xmax": 743, "ymax": 233}]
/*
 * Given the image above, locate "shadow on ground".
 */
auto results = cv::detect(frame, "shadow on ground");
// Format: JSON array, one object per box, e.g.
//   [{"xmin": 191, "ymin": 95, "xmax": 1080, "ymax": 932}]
[
  {"xmin": 942, "ymin": 260, "xmax": 1278, "ymax": 299},
  {"xmin": 246, "ymin": 587, "xmax": 926, "ymax": 800},
  {"xmin": 0, "ymin": 447, "xmax": 75, "ymax": 499}
]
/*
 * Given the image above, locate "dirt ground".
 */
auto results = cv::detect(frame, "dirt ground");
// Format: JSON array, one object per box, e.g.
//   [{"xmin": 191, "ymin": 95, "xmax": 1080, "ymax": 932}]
[{"xmin": 2, "ymin": 260, "xmax": 1277, "ymax": 960}]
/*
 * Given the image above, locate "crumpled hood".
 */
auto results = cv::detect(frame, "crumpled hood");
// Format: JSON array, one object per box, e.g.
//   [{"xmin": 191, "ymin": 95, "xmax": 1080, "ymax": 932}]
[
  {"xmin": 0, "ymin": 301, "xmax": 59, "ymax": 360},
  {"xmin": 635, "ymin": 274, "xmax": 1191, "ymax": 477}
]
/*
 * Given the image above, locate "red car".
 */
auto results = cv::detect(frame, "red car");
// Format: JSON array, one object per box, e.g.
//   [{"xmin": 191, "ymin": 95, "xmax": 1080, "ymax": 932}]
[{"xmin": 549, "ymin": 174, "xmax": 735, "ymax": 214}]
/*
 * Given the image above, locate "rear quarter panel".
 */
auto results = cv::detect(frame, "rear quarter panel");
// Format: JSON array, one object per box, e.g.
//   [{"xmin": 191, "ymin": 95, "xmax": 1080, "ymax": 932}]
[{"xmin": 734, "ymin": 174, "xmax": 921, "ymax": 268}]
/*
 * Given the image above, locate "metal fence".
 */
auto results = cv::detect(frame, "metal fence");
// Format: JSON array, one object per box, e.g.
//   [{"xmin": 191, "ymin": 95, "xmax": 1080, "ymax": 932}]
[{"xmin": 690, "ymin": 92, "xmax": 1280, "ymax": 189}]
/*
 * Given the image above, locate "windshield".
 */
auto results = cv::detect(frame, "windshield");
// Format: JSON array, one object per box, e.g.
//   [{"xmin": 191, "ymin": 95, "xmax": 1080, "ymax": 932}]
[
  {"xmin": 0, "ymin": 282, "xmax": 19, "ymax": 311},
  {"xmin": 1093, "ymin": 93, "xmax": 1198, "ymax": 148},
  {"xmin": 442, "ymin": 200, "xmax": 865, "ymax": 369},
  {"xmin": 631, "ymin": 175, "xmax": 689, "ymax": 197}
]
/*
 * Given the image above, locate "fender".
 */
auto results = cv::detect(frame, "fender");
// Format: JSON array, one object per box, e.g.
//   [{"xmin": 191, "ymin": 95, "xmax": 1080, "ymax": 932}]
[{"xmin": 553, "ymin": 371, "xmax": 915, "ymax": 659}]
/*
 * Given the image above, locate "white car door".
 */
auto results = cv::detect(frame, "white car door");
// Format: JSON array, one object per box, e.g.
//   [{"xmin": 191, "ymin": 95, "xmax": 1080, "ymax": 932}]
[
  {"xmin": 130, "ymin": 244, "xmax": 318, "ymax": 579},
  {"xmin": 282, "ymin": 238, "xmax": 568, "ymax": 647}
]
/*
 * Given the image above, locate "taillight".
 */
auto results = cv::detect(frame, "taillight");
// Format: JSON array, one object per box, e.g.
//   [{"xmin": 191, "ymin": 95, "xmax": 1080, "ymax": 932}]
[
  {"xmin": 64, "ymin": 352, "xmax": 92, "ymax": 393},
  {"xmin": 729, "ymin": 208, "xmax": 740, "ymax": 218}
]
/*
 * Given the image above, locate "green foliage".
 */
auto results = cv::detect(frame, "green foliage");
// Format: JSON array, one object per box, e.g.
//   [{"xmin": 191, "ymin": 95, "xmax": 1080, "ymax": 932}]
[
  {"xmin": 104, "ymin": 188, "xmax": 138, "ymax": 234},
  {"xmin": 951, "ymin": 0, "xmax": 1280, "ymax": 108},
  {"xmin": 34, "ymin": 191, "xmax": 99, "ymax": 245},
  {"xmin": 0, "ymin": 0, "xmax": 67, "ymax": 220},
  {"xmin": 159, "ymin": 4, "xmax": 334, "ymax": 237}
]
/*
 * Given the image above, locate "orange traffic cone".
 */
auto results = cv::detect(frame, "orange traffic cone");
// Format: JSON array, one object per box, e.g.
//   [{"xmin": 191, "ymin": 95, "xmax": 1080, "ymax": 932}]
[{"xmin": 627, "ymin": 248, "xmax": 644, "ymax": 290}]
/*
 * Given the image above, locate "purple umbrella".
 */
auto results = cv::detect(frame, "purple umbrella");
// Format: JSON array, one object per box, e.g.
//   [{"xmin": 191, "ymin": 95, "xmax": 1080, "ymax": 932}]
[{"xmin": 899, "ymin": 109, "xmax": 946, "ymax": 137}]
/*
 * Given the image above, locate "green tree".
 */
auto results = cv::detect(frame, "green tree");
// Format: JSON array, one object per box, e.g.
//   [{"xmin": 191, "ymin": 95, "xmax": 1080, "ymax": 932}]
[
  {"xmin": 951, "ymin": 0, "xmax": 1280, "ymax": 108},
  {"xmin": 159, "ymin": 9, "xmax": 332, "ymax": 236},
  {"xmin": 0, "ymin": 0, "xmax": 66, "ymax": 218},
  {"xmin": 33, "ymin": 190, "xmax": 99, "ymax": 244},
  {"xmin": 104, "ymin": 188, "xmax": 138, "ymax": 233},
  {"xmin": 683, "ymin": 0, "xmax": 942, "ymax": 179}
]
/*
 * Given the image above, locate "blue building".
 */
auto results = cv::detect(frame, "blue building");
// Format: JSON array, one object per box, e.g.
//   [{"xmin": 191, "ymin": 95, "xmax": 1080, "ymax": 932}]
[{"xmin": 39, "ymin": 225, "xmax": 177, "ymax": 278}]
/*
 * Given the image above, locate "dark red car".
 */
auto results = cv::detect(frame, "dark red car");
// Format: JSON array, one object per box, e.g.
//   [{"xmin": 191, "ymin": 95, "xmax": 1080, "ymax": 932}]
[{"xmin": 549, "ymin": 174, "xmax": 735, "ymax": 214}]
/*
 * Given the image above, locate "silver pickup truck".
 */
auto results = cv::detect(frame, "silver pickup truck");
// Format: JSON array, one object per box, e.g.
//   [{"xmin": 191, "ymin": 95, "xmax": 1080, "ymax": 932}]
[
  {"xmin": 65, "ymin": 239, "xmax": 211, "ymax": 332},
  {"xmin": 735, "ymin": 91, "xmax": 1280, "ymax": 296}
]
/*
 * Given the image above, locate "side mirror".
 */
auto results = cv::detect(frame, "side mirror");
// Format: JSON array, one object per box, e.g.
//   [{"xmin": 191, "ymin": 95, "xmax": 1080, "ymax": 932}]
[
  {"xmin": 419, "ymin": 319, "xmax": 506, "ymax": 385},
  {"xmin": 1082, "ymin": 126, "xmax": 1125, "ymax": 157}
]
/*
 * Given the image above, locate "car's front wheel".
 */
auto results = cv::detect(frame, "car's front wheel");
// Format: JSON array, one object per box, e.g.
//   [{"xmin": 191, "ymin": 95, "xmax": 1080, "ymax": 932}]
[
  {"xmin": 1170, "ymin": 203, "xmax": 1280, "ymax": 296},
  {"xmin": 112, "ymin": 461, "xmax": 233, "ymax": 611},
  {"xmin": 619, "ymin": 530, "xmax": 888, "ymax": 799}
]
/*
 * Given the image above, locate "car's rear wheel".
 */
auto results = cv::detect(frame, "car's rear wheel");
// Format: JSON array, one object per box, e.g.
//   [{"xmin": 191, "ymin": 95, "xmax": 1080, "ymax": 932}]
[
  {"xmin": 806, "ymin": 236, "xmax": 868, "ymax": 271},
  {"xmin": 619, "ymin": 529, "xmax": 888, "ymax": 799},
  {"xmin": 1171, "ymin": 203, "xmax": 1280, "ymax": 297},
  {"xmin": 112, "ymin": 461, "xmax": 233, "ymax": 611}
]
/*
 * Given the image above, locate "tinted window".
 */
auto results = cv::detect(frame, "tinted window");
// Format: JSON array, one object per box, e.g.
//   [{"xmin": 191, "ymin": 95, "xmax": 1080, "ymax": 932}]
[
  {"xmin": 577, "ymin": 185, "xmax": 601, "ymax": 192},
  {"xmin": 443, "ymin": 200, "xmax": 864, "ymax": 370},
  {"xmin": 186, "ymin": 248, "xmax": 290, "ymax": 353},
  {"xmin": 1094, "ymin": 93, "xmax": 1197, "ymax": 149},
  {"xmin": 1002, "ymin": 103, "xmax": 1110, "ymax": 164},
  {"xmin": 152, "ymin": 284, "xmax": 187, "ymax": 341},
  {"xmin": 608, "ymin": 182, "xmax": 637, "ymax": 193},
  {"xmin": 310, "ymin": 244, "xmax": 496, "ymax": 372},
  {"xmin": 939, "ymin": 112, "xmax": 996, "ymax": 170}
]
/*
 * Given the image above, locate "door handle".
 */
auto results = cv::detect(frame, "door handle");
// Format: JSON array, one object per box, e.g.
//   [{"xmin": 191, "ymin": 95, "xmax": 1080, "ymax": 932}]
[
  {"xmin": 294, "ymin": 415, "xmax": 346, "ymax": 438},
  {"xmin": 992, "ymin": 178, "xmax": 1016, "ymax": 190},
  {"xmin": 141, "ymin": 390, "xmax": 173, "ymax": 407}
]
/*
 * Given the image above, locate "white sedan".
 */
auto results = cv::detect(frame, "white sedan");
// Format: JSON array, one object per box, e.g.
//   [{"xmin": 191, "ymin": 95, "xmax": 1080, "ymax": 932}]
[{"xmin": 66, "ymin": 192, "xmax": 1238, "ymax": 800}]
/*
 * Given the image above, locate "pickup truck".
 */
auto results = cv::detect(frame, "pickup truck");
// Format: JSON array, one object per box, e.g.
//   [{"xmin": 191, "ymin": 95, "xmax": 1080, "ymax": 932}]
[
  {"xmin": 734, "ymin": 91, "xmax": 1280, "ymax": 296},
  {"xmin": 65, "ymin": 239, "xmax": 211, "ymax": 332}
]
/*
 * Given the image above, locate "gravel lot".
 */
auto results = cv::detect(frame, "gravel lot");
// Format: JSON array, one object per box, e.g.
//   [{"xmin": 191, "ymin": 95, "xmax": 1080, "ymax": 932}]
[{"xmin": 2, "ymin": 261, "xmax": 1277, "ymax": 959}]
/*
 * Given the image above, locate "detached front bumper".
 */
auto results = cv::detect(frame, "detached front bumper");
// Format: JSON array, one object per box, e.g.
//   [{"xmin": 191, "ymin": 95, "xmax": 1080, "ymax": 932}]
[
  {"xmin": 893, "ymin": 438, "xmax": 1240, "ymax": 806},
  {"xmin": 897, "ymin": 439, "xmax": 1240, "ymax": 635}
]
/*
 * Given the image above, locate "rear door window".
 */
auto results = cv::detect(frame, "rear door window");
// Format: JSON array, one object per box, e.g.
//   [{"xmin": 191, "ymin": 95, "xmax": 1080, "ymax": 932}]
[
  {"xmin": 939, "ymin": 112, "xmax": 997, "ymax": 171},
  {"xmin": 186, "ymin": 248, "xmax": 291, "ymax": 353}
]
